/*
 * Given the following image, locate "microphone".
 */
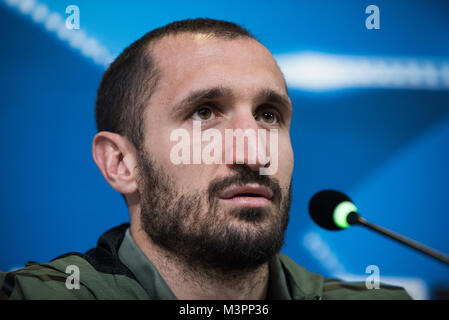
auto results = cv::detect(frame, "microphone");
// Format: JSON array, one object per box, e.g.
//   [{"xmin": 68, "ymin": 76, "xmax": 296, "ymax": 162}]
[{"xmin": 308, "ymin": 190, "xmax": 449, "ymax": 267}]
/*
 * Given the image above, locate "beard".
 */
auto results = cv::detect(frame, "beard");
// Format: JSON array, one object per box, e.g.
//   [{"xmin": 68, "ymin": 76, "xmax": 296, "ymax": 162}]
[{"xmin": 137, "ymin": 149, "xmax": 291, "ymax": 275}]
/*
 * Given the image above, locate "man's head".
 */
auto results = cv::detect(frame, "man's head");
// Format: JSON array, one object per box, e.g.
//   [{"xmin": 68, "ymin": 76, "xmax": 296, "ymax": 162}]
[{"xmin": 93, "ymin": 18, "xmax": 294, "ymax": 274}]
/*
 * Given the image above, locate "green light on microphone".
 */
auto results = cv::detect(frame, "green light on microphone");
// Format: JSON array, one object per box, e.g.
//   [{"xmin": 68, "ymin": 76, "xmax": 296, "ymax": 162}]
[{"xmin": 333, "ymin": 201, "xmax": 358, "ymax": 229}]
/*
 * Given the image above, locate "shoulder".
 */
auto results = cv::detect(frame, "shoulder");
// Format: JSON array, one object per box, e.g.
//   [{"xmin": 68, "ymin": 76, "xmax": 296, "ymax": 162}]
[
  {"xmin": 278, "ymin": 254, "xmax": 324, "ymax": 299},
  {"xmin": 1, "ymin": 253, "xmax": 148, "ymax": 300},
  {"xmin": 278, "ymin": 254, "xmax": 412, "ymax": 300},
  {"xmin": 322, "ymin": 278, "xmax": 412, "ymax": 300},
  {"xmin": 1, "ymin": 254, "xmax": 93, "ymax": 300}
]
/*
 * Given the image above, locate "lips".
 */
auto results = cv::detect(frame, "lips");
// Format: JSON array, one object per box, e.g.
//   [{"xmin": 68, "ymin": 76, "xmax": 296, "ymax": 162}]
[{"xmin": 218, "ymin": 184, "xmax": 273, "ymax": 207}]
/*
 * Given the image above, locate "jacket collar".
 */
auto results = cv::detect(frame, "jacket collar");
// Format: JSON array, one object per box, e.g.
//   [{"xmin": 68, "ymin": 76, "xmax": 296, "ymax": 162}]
[{"xmin": 76, "ymin": 223, "xmax": 324, "ymax": 300}]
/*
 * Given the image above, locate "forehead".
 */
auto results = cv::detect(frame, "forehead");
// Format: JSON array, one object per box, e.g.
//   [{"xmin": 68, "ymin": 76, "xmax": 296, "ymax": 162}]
[{"xmin": 149, "ymin": 33, "xmax": 287, "ymax": 102}]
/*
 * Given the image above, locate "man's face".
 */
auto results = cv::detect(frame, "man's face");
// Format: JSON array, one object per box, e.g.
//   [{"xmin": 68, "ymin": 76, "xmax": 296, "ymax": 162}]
[{"xmin": 136, "ymin": 33, "xmax": 294, "ymax": 273}]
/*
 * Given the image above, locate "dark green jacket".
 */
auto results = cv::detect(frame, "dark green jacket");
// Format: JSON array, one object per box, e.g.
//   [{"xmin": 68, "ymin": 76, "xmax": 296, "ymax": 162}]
[{"xmin": 0, "ymin": 224, "xmax": 411, "ymax": 300}]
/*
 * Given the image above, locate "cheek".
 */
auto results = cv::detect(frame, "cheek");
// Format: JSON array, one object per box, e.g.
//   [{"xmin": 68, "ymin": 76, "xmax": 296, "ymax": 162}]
[
  {"xmin": 145, "ymin": 125, "xmax": 179, "ymax": 163},
  {"xmin": 168, "ymin": 164, "xmax": 215, "ymax": 197},
  {"xmin": 277, "ymin": 135, "xmax": 294, "ymax": 180},
  {"xmin": 144, "ymin": 124, "xmax": 217, "ymax": 186}
]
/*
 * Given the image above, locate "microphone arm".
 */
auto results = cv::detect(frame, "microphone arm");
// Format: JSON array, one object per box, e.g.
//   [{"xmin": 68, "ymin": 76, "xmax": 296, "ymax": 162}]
[{"xmin": 347, "ymin": 212, "xmax": 449, "ymax": 266}]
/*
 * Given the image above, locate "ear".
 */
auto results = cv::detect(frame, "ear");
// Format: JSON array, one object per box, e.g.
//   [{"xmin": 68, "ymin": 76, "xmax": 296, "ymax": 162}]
[{"xmin": 92, "ymin": 131, "xmax": 138, "ymax": 196}]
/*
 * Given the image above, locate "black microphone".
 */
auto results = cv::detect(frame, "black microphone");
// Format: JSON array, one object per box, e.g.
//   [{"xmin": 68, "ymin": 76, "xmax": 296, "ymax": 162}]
[{"xmin": 308, "ymin": 190, "xmax": 449, "ymax": 267}]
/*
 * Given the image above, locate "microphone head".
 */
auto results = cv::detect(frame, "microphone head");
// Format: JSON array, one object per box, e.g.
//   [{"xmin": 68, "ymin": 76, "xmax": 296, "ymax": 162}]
[{"xmin": 308, "ymin": 190, "xmax": 359, "ymax": 230}]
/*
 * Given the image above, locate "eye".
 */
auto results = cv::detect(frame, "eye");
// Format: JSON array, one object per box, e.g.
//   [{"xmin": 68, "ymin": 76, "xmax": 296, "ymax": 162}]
[
  {"xmin": 256, "ymin": 110, "xmax": 279, "ymax": 124},
  {"xmin": 192, "ymin": 106, "xmax": 216, "ymax": 121}
]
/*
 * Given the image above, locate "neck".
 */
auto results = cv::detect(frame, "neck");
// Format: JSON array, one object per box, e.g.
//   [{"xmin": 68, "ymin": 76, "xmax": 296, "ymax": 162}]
[{"xmin": 130, "ymin": 223, "xmax": 270, "ymax": 300}]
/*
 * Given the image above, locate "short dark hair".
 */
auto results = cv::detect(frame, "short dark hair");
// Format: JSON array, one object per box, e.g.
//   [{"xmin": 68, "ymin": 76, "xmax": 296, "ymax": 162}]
[{"xmin": 95, "ymin": 18, "xmax": 255, "ymax": 150}]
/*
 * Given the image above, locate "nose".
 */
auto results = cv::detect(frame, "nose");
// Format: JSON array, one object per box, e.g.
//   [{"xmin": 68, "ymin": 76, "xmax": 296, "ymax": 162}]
[{"xmin": 223, "ymin": 109, "xmax": 271, "ymax": 172}]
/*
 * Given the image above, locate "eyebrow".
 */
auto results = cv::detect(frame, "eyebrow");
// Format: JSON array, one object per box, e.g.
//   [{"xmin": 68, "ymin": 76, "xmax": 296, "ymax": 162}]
[
  {"xmin": 171, "ymin": 86, "xmax": 233, "ymax": 118},
  {"xmin": 255, "ymin": 88, "xmax": 292, "ymax": 114},
  {"xmin": 171, "ymin": 86, "xmax": 292, "ymax": 118}
]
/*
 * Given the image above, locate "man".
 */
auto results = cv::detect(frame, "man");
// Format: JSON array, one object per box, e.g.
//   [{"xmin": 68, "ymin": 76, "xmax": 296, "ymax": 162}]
[{"xmin": 1, "ymin": 18, "xmax": 410, "ymax": 300}]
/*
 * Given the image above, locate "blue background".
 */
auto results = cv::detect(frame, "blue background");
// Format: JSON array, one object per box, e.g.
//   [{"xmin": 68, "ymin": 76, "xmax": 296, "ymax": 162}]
[{"xmin": 1, "ymin": 0, "xmax": 448, "ymax": 299}]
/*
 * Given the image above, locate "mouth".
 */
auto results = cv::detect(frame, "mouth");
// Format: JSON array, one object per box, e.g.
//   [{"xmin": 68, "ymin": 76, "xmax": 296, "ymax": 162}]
[{"xmin": 218, "ymin": 184, "xmax": 273, "ymax": 207}]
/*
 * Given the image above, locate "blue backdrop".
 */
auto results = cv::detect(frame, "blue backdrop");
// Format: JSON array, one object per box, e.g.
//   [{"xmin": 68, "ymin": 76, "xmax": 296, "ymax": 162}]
[{"xmin": 1, "ymin": 0, "xmax": 448, "ymax": 299}]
